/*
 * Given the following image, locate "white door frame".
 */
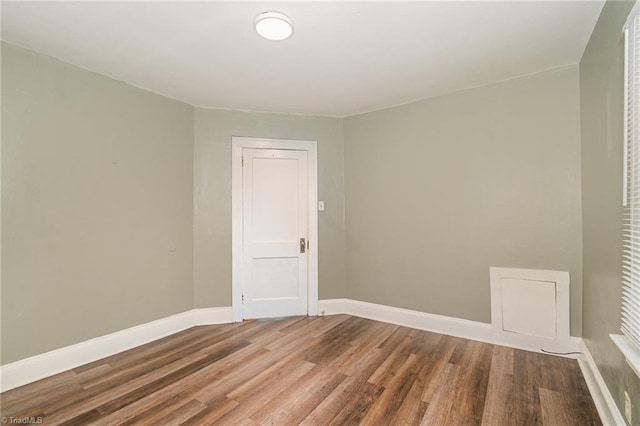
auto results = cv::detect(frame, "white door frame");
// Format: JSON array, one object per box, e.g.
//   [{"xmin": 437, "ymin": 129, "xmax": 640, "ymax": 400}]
[{"xmin": 231, "ymin": 137, "xmax": 318, "ymax": 322}]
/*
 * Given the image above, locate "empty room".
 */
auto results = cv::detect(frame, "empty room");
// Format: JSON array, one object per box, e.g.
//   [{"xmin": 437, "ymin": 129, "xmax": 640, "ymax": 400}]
[{"xmin": 1, "ymin": 0, "xmax": 640, "ymax": 425}]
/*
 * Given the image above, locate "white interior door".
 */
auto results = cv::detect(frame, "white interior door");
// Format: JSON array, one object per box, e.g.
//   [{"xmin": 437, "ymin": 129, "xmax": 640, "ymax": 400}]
[{"xmin": 242, "ymin": 148, "xmax": 308, "ymax": 319}]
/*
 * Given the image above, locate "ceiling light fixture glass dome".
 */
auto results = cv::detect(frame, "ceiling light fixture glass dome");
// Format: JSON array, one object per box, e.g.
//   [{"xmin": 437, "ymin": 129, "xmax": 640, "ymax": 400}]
[{"xmin": 255, "ymin": 11, "xmax": 293, "ymax": 41}]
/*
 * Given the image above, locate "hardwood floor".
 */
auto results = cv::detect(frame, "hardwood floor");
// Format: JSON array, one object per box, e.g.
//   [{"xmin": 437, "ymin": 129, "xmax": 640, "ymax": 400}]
[{"xmin": 0, "ymin": 315, "xmax": 600, "ymax": 425}]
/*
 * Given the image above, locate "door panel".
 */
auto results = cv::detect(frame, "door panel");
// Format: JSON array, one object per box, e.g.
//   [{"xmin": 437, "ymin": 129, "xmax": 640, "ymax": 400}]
[
  {"xmin": 242, "ymin": 148, "xmax": 308, "ymax": 319},
  {"xmin": 252, "ymin": 258, "xmax": 300, "ymax": 299},
  {"xmin": 252, "ymin": 158, "xmax": 299, "ymax": 241}
]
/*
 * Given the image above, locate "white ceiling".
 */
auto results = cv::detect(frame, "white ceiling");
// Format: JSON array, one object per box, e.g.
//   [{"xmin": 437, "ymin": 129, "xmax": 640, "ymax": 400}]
[{"xmin": 1, "ymin": 1, "xmax": 605, "ymax": 117}]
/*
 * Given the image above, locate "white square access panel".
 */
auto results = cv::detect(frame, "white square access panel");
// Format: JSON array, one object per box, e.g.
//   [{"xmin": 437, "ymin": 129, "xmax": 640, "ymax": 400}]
[
  {"xmin": 501, "ymin": 278, "xmax": 556, "ymax": 338},
  {"xmin": 490, "ymin": 267, "xmax": 570, "ymax": 342}
]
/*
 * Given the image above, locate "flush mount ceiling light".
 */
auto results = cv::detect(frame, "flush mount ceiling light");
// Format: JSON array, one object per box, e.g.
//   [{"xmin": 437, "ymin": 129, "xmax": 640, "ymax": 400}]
[{"xmin": 255, "ymin": 11, "xmax": 293, "ymax": 41}]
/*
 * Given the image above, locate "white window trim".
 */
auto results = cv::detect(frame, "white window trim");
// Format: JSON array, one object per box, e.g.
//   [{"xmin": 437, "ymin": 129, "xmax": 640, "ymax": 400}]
[
  {"xmin": 612, "ymin": 0, "xmax": 640, "ymax": 380},
  {"xmin": 611, "ymin": 334, "xmax": 640, "ymax": 378}
]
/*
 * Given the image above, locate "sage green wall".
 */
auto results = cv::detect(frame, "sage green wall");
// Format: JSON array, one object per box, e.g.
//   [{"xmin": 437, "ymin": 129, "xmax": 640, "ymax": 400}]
[
  {"xmin": 580, "ymin": 1, "xmax": 640, "ymax": 422},
  {"xmin": 344, "ymin": 66, "xmax": 584, "ymax": 335},
  {"xmin": 193, "ymin": 108, "xmax": 346, "ymax": 308},
  {"xmin": 1, "ymin": 43, "xmax": 194, "ymax": 364}
]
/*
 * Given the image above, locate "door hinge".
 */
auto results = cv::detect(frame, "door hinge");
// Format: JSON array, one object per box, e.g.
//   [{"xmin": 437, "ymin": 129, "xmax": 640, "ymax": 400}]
[
  {"xmin": 241, "ymin": 156, "xmax": 244, "ymax": 166},
  {"xmin": 242, "ymin": 293, "xmax": 244, "ymax": 303}
]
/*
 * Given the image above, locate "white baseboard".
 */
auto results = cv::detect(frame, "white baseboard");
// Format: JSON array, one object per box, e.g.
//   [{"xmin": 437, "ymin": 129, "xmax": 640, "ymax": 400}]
[
  {"xmin": 318, "ymin": 298, "xmax": 581, "ymax": 356},
  {"xmin": 317, "ymin": 298, "xmax": 349, "ymax": 315},
  {"xmin": 578, "ymin": 340, "xmax": 626, "ymax": 426},
  {"xmin": 0, "ymin": 307, "xmax": 233, "ymax": 392},
  {"xmin": 193, "ymin": 306, "xmax": 234, "ymax": 325}
]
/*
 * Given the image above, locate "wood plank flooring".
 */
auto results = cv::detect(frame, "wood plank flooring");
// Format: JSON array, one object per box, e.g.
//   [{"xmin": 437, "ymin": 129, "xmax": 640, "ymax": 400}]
[{"xmin": 0, "ymin": 315, "xmax": 601, "ymax": 425}]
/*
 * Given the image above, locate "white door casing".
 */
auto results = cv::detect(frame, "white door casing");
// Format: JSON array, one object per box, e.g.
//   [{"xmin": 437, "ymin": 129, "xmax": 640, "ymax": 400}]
[{"xmin": 231, "ymin": 137, "xmax": 318, "ymax": 322}]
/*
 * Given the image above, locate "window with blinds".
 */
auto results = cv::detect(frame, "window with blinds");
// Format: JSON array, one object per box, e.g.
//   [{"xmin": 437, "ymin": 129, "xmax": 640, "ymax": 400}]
[{"xmin": 623, "ymin": 2, "xmax": 640, "ymax": 351}]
